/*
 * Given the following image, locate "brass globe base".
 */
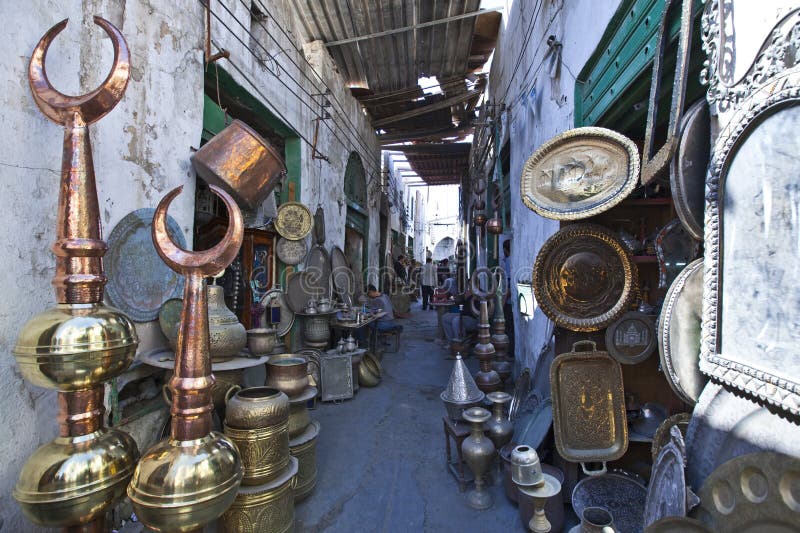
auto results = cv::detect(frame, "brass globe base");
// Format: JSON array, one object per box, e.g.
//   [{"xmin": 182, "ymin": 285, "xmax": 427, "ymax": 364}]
[{"xmin": 475, "ymin": 370, "xmax": 502, "ymax": 393}]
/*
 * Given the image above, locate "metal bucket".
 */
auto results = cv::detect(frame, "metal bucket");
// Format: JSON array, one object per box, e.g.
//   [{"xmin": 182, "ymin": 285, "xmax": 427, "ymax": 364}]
[
  {"xmin": 190, "ymin": 119, "xmax": 285, "ymax": 210},
  {"xmin": 290, "ymin": 420, "xmax": 320, "ymax": 502},
  {"xmin": 224, "ymin": 421, "xmax": 290, "ymax": 486}
]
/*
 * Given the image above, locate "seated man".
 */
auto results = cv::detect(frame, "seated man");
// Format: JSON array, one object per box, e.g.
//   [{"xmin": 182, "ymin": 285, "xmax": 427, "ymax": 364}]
[
  {"xmin": 367, "ymin": 284, "xmax": 402, "ymax": 334},
  {"xmin": 441, "ymin": 290, "xmax": 478, "ymax": 349}
]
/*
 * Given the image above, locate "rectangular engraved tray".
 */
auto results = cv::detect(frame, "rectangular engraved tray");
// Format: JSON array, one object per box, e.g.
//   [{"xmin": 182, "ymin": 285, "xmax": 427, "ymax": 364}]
[
  {"xmin": 320, "ymin": 353, "xmax": 353, "ymax": 402},
  {"xmin": 550, "ymin": 340, "xmax": 628, "ymax": 474}
]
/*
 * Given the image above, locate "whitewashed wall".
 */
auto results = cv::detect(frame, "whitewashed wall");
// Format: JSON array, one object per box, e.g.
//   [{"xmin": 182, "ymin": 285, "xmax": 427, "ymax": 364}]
[
  {"xmin": 0, "ymin": 0, "xmax": 381, "ymax": 529},
  {"xmin": 487, "ymin": 0, "xmax": 622, "ymax": 387}
]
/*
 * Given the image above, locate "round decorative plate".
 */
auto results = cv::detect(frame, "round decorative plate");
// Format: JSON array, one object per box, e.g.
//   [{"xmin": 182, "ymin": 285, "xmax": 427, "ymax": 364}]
[
  {"xmin": 658, "ymin": 258, "xmax": 707, "ymax": 405},
  {"xmin": 670, "ymin": 99, "xmax": 710, "ymax": 242},
  {"xmin": 306, "ymin": 245, "xmax": 331, "ymax": 298},
  {"xmin": 533, "ymin": 224, "xmax": 638, "ymax": 332},
  {"xmin": 158, "ymin": 298, "xmax": 183, "ymax": 342},
  {"xmin": 605, "ymin": 311, "xmax": 657, "ymax": 364},
  {"xmin": 259, "ymin": 288, "xmax": 295, "ymax": 337},
  {"xmin": 520, "ymin": 127, "xmax": 640, "ymax": 220},
  {"xmin": 274, "ymin": 201, "xmax": 312, "ymax": 240},
  {"xmin": 285, "ymin": 270, "xmax": 322, "ymax": 313},
  {"xmin": 331, "ymin": 246, "xmax": 355, "ymax": 308},
  {"xmin": 105, "ymin": 208, "xmax": 186, "ymax": 322},
  {"xmin": 697, "ymin": 452, "xmax": 800, "ymax": 532},
  {"xmin": 572, "ymin": 472, "xmax": 647, "ymax": 533},
  {"xmin": 275, "ymin": 237, "xmax": 308, "ymax": 266}
]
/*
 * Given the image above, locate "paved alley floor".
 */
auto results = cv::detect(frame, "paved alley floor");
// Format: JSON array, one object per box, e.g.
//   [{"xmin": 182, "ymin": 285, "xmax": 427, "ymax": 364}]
[{"xmin": 295, "ymin": 301, "xmax": 523, "ymax": 533}]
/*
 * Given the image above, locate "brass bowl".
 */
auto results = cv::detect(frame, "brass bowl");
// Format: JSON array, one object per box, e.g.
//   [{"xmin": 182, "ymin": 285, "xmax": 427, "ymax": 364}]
[
  {"xmin": 14, "ymin": 428, "xmax": 138, "ymax": 528},
  {"xmin": 225, "ymin": 387, "xmax": 289, "ymax": 430},
  {"xmin": 440, "ymin": 391, "xmax": 485, "ymax": 421},
  {"xmin": 13, "ymin": 303, "xmax": 138, "ymax": 390},
  {"xmin": 266, "ymin": 354, "xmax": 309, "ymax": 397},
  {"xmin": 358, "ymin": 352, "xmax": 382, "ymax": 387},
  {"xmin": 128, "ymin": 432, "xmax": 242, "ymax": 533},
  {"xmin": 246, "ymin": 328, "xmax": 277, "ymax": 355}
]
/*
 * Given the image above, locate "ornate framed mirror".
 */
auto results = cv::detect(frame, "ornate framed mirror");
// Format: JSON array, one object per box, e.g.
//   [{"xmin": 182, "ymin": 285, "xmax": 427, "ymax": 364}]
[{"xmin": 700, "ymin": 4, "xmax": 800, "ymax": 416}]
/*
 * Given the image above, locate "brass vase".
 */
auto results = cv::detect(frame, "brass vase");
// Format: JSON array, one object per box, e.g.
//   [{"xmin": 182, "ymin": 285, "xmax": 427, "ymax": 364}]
[
  {"xmin": 568, "ymin": 507, "xmax": 616, "ymax": 533},
  {"xmin": 290, "ymin": 420, "xmax": 321, "ymax": 502},
  {"xmin": 462, "ymin": 407, "xmax": 495, "ymax": 510},
  {"xmin": 225, "ymin": 386, "xmax": 289, "ymax": 430},
  {"xmin": 128, "ymin": 186, "xmax": 244, "ymax": 533},
  {"xmin": 485, "ymin": 391, "xmax": 513, "ymax": 484},
  {"xmin": 303, "ymin": 314, "xmax": 331, "ymax": 348},
  {"xmin": 12, "ymin": 17, "xmax": 140, "ymax": 531},
  {"xmin": 473, "ymin": 300, "xmax": 501, "ymax": 393}
]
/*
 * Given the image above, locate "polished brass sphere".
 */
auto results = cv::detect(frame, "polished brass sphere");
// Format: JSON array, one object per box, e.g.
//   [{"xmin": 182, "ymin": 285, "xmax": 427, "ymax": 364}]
[
  {"xmin": 128, "ymin": 432, "xmax": 243, "ymax": 533},
  {"xmin": 473, "ymin": 213, "xmax": 488, "ymax": 227},
  {"xmin": 13, "ymin": 428, "xmax": 138, "ymax": 528},
  {"xmin": 13, "ymin": 303, "xmax": 138, "ymax": 390}
]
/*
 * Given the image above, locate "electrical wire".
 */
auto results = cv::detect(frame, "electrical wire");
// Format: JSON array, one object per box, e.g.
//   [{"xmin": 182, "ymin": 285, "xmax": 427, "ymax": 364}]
[
  {"xmin": 494, "ymin": 0, "xmax": 544, "ymax": 105},
  {"xmin": 207, "ymin": 4, "xmax": 384, "ymax": 185}
]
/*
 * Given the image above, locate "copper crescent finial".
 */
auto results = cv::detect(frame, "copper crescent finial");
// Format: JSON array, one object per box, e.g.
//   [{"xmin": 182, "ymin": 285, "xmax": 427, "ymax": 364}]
[
  {"xmin": 28, "ymin": 16, "xmax": 130, "ymax": 125},
  {"xmin": 153, "ymin": 185, "xmax": 244, "ymax": 277}
]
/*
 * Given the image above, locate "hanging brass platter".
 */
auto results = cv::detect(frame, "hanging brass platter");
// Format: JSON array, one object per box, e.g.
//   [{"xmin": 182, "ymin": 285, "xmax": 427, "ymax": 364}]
[
  {"xmin": 670, "ymin": 99, "xmax": 710, "ymax": 241},
  {"xmin": 274, "ymin": 202, "xmax": 312, "ymax": 240},
  {"xmin": 605, "ymin": 311, "xmax": 657, "ymax": 365},
  {"xmin": 696, "ymin": 452, "xmax": 800, "ymax": 532},
  {"xmin": 275, "ymin": 237, "xmax": 308, "ymax": 266},
  {"xmin": 520, "ymin": 127, "xmax": 640, "ymax": 220},
  {"xmin": 533, "ymin": 224, "xmax": 637, "ymax": 332}
]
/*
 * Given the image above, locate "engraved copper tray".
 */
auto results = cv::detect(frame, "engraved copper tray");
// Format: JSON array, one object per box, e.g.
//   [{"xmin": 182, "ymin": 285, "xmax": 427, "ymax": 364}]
[
  {"xmin": 274, "ymin": 201, "xmax": 312, "ymax": 240},
  {"xmin": 533, "ymin": 224, "xmax": 637, "ymax": 332},
  {"xmin": 520, "ymin": 127, "xmax": 640, "ymax": 220},
  {"xmin": 550, "ymin": 341, "xmax": 627, "ymax": 475}
]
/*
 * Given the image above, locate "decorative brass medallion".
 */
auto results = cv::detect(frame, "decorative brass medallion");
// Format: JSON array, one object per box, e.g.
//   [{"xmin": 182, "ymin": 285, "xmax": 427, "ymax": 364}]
[
  {"xmin": 605, "ymin": 311, "xmax": 656, "ymax": 365},
  {"xmin": 274, "ymin": 202, "xmax": 312, "ymax": 240},
  {"xmin": 275, "ymin": 237, "xmax": 307, "ymax": 266},
  {"xmin": 533, "ymin": 224, "xmax": 637, "ymax": 331},
  {"xmin": 520, "ymin": 127, "xmax": 639, "ymax": 220},
  {"xmin": 696, "ymin": 452, "xmax": 800, "ymax": 532}
]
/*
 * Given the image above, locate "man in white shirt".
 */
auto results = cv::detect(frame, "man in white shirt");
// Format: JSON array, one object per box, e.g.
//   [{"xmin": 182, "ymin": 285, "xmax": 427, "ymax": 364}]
[{"xmin": 420, "ymin": 257, "xmax": 437, "ymax": 310}]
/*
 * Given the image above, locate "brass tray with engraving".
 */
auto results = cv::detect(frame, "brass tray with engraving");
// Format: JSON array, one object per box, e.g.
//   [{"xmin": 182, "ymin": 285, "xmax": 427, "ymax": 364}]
[
  {"xmin": 550, "ymin": 340, "xmax": 628, "ymax": 476},
  {"xmin": 520, "ymin": 127, "xmax": 640, "ymax": 220},
  {"xmin": 274, "ymin": 201, "xmax": 312, "ymax": 240},
  {"xmin": 533, "ymin": 224, "xmax": 637, "ymax": 332}
]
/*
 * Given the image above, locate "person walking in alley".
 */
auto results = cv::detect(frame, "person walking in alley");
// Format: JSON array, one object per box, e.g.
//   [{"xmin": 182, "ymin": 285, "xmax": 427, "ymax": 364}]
[
  {"xmin": 420, "ymin": 257, "xmax": 437, "ymax": 310},
  {"xmin": 394, "ymin": 254, "xmax": 407, "ymax": 282}
]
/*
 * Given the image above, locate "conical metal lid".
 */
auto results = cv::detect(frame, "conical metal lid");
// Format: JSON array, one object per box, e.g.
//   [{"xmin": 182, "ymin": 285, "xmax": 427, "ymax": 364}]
[{"xmin": 443, "ymin": 354, "xmax": 483, "ymax": 403}]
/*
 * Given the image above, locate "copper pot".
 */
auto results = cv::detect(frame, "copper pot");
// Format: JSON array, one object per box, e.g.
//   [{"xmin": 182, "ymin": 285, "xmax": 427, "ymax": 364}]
[
  {"xmin": 190, "ymin": 119, "xmax": 286, "ymax": 211},
  {"xmin": 266, "ymin": 354, "xmax": 309, "ymax": 397},
  {"xmin": 224, "ymin": 387, "xmax": 289, "ymax": 430}
]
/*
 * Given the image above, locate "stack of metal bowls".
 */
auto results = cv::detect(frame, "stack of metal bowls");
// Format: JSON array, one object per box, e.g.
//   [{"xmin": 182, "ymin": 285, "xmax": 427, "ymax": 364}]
[
  {"xmin": 266, "ymin": 354, "xmax": 321, "ymax": 503},
  {"xmin": 221, "ymin": 387, "xmax": 298, "ymax": 532},
  {"xmin": 441, "ymin": 354, "xmax": 485, "ymax": 421}
]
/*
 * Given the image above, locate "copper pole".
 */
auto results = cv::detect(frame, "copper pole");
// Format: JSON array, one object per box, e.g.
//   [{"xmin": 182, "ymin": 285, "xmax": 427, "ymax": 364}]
[
  {"xmin": 153, "ymin": 185, "xmax": 243, "ymax": 441},
  {"xmin": 25, "ymin": 17, "xmax": 134, "ymax": 532}
]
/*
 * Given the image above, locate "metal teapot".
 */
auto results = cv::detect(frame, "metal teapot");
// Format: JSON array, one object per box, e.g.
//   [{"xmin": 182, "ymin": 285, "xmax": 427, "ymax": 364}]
[
  {"xmin": 344, "ymin": 333, "xmax": 357, "ymax": 353},
  {"xmin": 304, "ymin": 298, "xmax": 318, "ymax": 314},
  {"xmin": 317, "ymin": 297, "xmax": 333, "ymax": 313}
]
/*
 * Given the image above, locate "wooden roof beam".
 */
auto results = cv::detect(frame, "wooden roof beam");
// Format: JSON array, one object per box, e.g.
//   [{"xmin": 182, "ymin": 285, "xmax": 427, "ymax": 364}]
[{"xmin": 372, "ymin": 90, "xmax": 480, "ymax": 128}]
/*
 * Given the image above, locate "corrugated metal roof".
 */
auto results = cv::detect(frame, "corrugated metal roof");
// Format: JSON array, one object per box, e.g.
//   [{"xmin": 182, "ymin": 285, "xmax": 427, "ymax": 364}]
[
  {"xmin": 293, "ymin": 1, "xmax": 499, "ymax": 184},
  {"xmin": 294, "ymin": 0, "xmax": 482, "ymax": 94}
]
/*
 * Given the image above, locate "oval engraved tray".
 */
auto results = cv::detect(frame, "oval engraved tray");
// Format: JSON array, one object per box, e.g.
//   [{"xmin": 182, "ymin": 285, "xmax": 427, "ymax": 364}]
[{"xmin": 550, "ymin": 340, "xmax": 628, "ymax": 470}]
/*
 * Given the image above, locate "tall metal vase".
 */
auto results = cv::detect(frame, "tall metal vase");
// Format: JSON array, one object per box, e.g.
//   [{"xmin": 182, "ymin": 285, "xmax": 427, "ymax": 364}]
[{"xmin": 462, "ymin": 407, "xmax": 495, "ymax": 510}]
